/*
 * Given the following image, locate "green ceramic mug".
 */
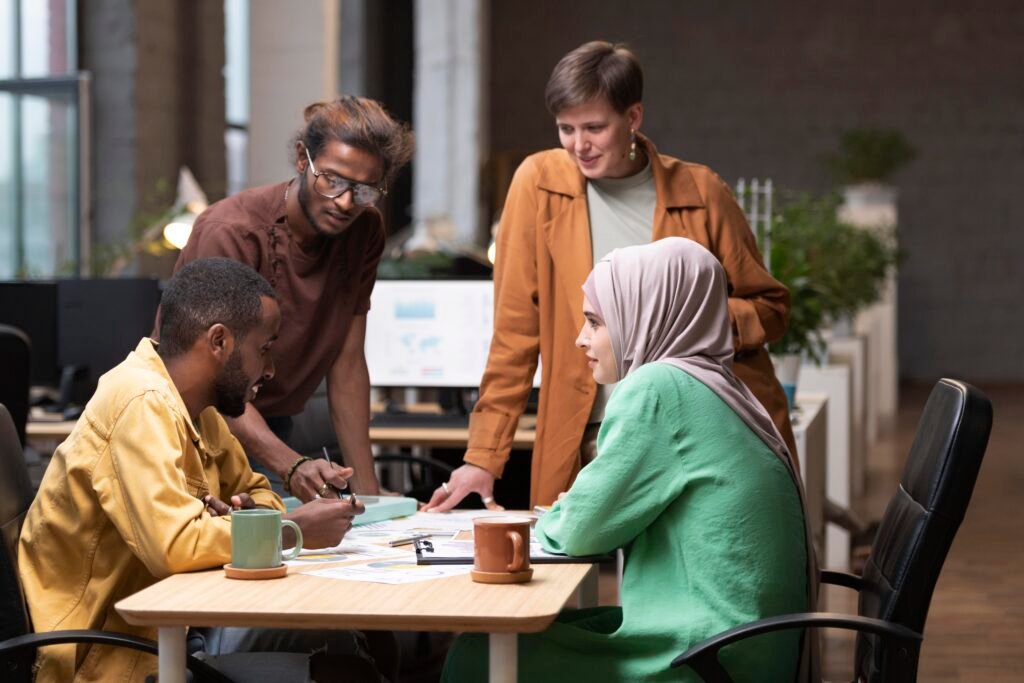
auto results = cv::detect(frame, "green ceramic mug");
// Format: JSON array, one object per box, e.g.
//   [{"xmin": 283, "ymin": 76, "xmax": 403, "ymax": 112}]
[{"xmin": 230, "ymin": 509, "xmax": 303, "ymax": 569}]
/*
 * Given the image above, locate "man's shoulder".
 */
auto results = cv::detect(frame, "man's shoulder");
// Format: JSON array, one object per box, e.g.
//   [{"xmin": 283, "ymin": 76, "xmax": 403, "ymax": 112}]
[
  {"xmin": 86, "ymin": 357, "xmax": 185, "ymax": 431},
  {"xmin": 198, "ymin": 181, "xmax": 288, "ymax": 232}
]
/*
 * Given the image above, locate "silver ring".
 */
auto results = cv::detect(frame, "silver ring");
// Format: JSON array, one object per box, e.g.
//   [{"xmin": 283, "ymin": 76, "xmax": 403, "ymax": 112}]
[
  {"xmin": 482, "ymin": 496, "xmax": 495, "ymax": 504},
  {"xmin": 441, "ymin": 481, "xmax": 450, "ymax": 494}
]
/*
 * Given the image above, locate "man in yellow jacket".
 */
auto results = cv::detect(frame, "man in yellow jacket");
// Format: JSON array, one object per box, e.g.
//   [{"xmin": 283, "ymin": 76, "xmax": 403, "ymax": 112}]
[{"xmin": 18, "ymin": 258, "xmax": 365, "ymax": 682}]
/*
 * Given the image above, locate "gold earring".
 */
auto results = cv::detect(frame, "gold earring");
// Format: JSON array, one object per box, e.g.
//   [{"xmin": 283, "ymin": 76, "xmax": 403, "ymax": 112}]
[{"xmin": 629, "ymin": 129, "xmax": 637, "ymax": 162}]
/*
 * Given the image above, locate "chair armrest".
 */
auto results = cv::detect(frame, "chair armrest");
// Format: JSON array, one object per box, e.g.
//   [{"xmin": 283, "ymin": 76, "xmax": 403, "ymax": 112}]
[
  {"xmin": 670, "ymin": 612, "xmax": 922, "ymax": 683},
  {"xmin": 821, "ymin": 569, "xmax": 866, "ymax": 591},
  {"xmin": 0, "ymin": 630, "xmax": 234, "ymax": 683}
]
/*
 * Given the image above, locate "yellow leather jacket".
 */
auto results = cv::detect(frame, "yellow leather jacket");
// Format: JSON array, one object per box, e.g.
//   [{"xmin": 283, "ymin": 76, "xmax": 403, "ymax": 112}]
[{"xmin": 18, "ymin": 338, "xmax": 282, "ymax": 682}]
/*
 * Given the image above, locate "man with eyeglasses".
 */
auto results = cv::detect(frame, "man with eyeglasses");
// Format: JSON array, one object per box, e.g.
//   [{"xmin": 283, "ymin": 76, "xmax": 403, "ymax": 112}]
[{"xmin": 169, "ymin": 96, "xmax": 414, "ymax": 503}]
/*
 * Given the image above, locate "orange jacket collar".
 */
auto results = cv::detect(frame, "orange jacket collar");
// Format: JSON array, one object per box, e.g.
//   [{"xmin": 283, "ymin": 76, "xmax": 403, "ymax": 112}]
[{"xmin": 535, "ymin": 135, "xmax": 706, "ymax": 209}]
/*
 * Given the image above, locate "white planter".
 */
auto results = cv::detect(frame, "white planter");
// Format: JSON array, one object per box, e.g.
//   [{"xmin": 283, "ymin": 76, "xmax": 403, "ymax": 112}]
[
  {"xmin": 830, "ymin": 313, "xmax": 855, "ymax": 338},
  {"xmin": 838, "ymin": 182, "xmax": 900, "ymax": 433},
  {"xmin": 771, "ymin": 353, "xmax": 802, "ymax": 410},
  {"xmin": 838, "ymin": 182, "xmax": 898, "ymax": 229}
]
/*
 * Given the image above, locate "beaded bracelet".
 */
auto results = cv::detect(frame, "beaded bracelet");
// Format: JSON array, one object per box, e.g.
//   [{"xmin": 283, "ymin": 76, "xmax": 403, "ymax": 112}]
[{"xmin": 283, "ymin": 456, "xmax": 313, "ymax": 494}]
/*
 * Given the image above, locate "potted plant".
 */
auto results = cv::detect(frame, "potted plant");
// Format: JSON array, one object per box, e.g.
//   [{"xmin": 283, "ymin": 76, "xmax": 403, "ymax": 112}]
[
  {"xmin": 768, "ymin": 192, "xmax": 900, "ymax": 405},
  {"xmin": 768, "ymin": 194, "xmax": 833, "ymax": 407},
  {"xmin": 826, "ymin": 128, "xmax": 916, "ymax": 227},
  {"xmin": 826, "ymin": 129, "xmax": 912, "ymax": 421},
  {"xmin": 826, "ymin": 128, "xmax": 917, "ymax": 186}
]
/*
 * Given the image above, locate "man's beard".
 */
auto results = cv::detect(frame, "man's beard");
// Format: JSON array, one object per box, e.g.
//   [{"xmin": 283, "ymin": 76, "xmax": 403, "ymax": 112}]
[{"xmin": 214, "ymin": 350, "xmax": 253, "ymax": 418}]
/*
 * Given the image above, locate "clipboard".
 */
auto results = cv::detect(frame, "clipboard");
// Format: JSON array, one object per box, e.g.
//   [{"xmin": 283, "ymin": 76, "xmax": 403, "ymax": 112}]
[{"xmin": 413, "ymin": 538, "xmax": 612, "ymax": 565}]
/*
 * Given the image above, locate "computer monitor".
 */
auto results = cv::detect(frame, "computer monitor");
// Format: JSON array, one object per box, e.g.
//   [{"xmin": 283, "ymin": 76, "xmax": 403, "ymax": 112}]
[
  {"xmin": 364, "ymin": 280, "xmax": 541, "ymax": 389},
  {"xmin": 57, "ymin": 278, "xmax": 162, "ymax": 402},
  {"xmin": 0, "ymin": 282, "xmax": 60, "ymax": 386}
]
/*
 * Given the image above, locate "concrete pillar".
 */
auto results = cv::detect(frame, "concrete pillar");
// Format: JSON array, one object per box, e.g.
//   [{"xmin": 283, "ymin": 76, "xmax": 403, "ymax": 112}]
[
  {"xmin": 411, "ymin": 0, "xmax": 487, "ymax": 247},
  {"xmin": 81, "ymin": 0, "xmax": 226, "ymax": 271},
  {"xmin": 248, "ymin": 0, "xmax": 340, "ymax": 188}
]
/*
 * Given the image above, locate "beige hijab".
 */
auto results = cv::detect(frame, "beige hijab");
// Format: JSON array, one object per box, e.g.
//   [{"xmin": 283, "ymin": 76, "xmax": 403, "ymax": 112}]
[
  {"xmin": 583, "ymin": 236, "xmax": 820, "ymax": 681},
  {"xmin": 583, "ymin": 236, "xmax": 792, "ymax": 469}
]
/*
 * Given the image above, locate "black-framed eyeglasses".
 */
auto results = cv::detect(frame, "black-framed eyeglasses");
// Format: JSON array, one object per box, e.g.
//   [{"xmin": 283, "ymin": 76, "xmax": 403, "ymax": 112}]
[{"xmin": 303, "ymin": 146, "xmax": 387, "ymax": 207}]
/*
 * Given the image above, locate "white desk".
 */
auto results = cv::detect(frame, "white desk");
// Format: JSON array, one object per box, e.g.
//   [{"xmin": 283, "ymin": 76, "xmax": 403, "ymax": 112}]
[
  {"xmin": 799, "ymin": 365, "xmax": 852, "ymax": 570},
  {"xmin": 792, "ymin": 393, "xmax": 827, "ymax": 564},
  {"xmin": 856, "ymin": 277, "xmax": 899, "ymax": 437},
  {"xmin": 827, "ymin": 333, "xmax": 870, "ymax": 496}
]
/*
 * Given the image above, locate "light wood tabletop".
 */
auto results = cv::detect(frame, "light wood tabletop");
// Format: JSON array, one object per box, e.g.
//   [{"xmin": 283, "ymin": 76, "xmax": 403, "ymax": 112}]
[
  {"xmin": 26, "ymin": 414, "xmax": 537, "ymax": 450},
  {"xmin": 117, "ymin": 558, "xmax": 592, "ymax": 683}
]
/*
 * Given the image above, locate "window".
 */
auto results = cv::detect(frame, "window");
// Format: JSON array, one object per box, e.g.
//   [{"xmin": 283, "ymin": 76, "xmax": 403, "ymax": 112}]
[{"xmin": 0, "ymin": 0, "xmax": 88, "ymax": 278}]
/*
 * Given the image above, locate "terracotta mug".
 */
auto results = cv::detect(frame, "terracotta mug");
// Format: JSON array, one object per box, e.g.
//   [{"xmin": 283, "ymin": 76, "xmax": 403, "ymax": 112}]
[{"xmin": 472, "ymin": 516, "xmax": 533, "ymax": 583}]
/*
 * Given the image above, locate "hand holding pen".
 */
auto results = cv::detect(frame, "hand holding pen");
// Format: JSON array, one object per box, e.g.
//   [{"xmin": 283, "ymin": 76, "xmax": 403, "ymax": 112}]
[
  {"xmin": 287, "ymin": 449, "xmax": 353, "ymax": 503},
  {"xmin": 318, "ymin": 446, "xmax": 357, "ymax": 505}
]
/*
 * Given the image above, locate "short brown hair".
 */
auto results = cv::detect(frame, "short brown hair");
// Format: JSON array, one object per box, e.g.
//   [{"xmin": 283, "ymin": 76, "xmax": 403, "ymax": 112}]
[
  {"xmin": 544, "ymin": 41, "xmax": 643, "ymax": 115},
  {"xmin": 292, "ymin": 95, "xmax": 414, "ymax": 183}
]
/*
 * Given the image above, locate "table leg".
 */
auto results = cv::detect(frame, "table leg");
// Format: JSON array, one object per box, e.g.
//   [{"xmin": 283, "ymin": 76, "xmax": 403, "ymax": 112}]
[
  {"xmin": 489, "ymin": 632, "xmax": 517, "ymax": 683},
  {"xmin": 575, "ymin": 563, "xmax": 599, "ymax": 608},
  {"xmin": 158, "ymin": 626, "xmax": 187, "ymax": 683},
  {"xmin": 616, "ymin": 548, "xmax": 624, "ymax": 606}
]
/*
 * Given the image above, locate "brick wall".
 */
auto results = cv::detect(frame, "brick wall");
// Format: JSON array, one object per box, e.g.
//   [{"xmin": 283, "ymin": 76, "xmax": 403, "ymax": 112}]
[{"xmin": 489, "ymin": 0, "xmax": 1024, "ymax": 383}]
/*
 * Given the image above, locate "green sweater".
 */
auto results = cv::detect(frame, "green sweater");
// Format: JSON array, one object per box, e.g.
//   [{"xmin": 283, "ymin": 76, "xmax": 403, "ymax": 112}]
[{"xmin": 443, "ymin": 363, "xmax": 808, "ymax": 682}]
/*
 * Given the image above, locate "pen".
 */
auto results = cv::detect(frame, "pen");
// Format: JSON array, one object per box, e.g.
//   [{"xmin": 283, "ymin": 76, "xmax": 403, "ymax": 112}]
[
  {"xmin": 388, "ymin": 533, "xmax": 431, "ymax": 547},
  {"xmin": 321, "ymin": 446, "xmax": 357, "ymax": 504}
]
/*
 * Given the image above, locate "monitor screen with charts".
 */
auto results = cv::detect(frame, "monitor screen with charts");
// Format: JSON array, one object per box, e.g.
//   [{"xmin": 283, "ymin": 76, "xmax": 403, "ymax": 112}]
[{"xmin": 364, "ymin": 280, "xmax": 541, "ymax": 389}]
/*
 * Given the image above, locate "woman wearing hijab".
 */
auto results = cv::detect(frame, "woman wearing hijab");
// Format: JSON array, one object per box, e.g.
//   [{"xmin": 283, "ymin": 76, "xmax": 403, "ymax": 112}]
[
  {"xmin": 442, "ymin": 238, "xmax": 815, "ymax": 682},
  {"xmin": 429, "ymin": 40, "xmax": 793, "ymax": 513}
]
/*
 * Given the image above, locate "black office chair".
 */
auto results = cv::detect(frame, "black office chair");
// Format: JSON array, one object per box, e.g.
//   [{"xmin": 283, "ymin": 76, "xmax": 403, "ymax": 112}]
[
  {"xmin": 671, "ymin": 378, "xmax": 993, "ymax": 683},
  {"xmin": 0, "ymin": 403, "xmax": 233, "ymax": 683},
  {"xmin": 0, "ymin": 325, "xmax": 31, "ymax": 447},
  {"xmin": 374, "ymin": 453, "xmax": 455, "ymax": 503}
]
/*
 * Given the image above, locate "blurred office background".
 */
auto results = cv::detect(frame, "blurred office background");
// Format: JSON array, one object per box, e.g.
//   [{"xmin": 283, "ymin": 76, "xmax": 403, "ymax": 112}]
[
  {"xmin": 3, "ymin": 0, "xmax": 1022, "ymax": 384},
  {"xmin": 3, "ymin": 3, "xmax": 1024, "ymax": 680}
]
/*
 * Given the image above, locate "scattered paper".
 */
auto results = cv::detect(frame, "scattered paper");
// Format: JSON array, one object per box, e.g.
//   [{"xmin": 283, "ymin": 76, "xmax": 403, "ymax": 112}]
[
  {"xmin": 290, "ymin": 511, "xmax": 536, "ymax": 582},
  {"xmin": 286, "ymin": 541, "xmax": 407, "ymax": 566},
  {"xmin": 308, "ymin": 558, "xmax": 471, "ymax": 584}
]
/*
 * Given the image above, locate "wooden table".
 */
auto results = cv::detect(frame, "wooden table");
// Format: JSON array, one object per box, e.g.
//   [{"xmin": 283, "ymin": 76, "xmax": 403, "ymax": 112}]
[
  {"xmin": 369, "ymin": 415, "xmax": 536, "ymax": 449},
  {"xmin": 117, "ymin": 560, "xmax": 591, "ymax": 683},
  {"xmin": 27, "ymin": 415, "xmax": 538, "ymax": 451},
  {"xmin": 25, "ymin": 418, "xmax": 77, "ymax": 442}
]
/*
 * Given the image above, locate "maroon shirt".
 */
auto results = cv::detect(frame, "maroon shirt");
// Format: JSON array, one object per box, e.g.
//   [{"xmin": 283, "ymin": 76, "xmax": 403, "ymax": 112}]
[{"xmin": 173, "ymin": 181, "xmax": 384, "ymax": 416}]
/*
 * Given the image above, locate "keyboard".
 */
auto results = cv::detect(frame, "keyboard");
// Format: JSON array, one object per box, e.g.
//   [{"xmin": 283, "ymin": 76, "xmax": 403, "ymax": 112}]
[{"xmin": 369, "ymin": 412, "xmax": 471, "ymax": 428}]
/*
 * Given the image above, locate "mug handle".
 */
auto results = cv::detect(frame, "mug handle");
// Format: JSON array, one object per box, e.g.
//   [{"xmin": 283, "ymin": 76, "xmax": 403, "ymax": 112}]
[
  {"xmin": 506, "ymin": 530, "xmax": 524, "ymax": 572},
  {"xmin": 281, "ymin": 520, "xmax": 303, "ymax": 561}
]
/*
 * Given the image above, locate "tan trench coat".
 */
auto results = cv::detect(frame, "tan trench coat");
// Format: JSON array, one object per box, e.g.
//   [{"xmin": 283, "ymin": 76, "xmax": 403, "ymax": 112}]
[{"xmin": 465, "ymin": 138, "xmax": 796, "ymax": 506}]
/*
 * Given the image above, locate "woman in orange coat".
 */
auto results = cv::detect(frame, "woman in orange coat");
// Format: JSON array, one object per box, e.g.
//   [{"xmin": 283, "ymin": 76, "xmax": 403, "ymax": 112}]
[{"xmin": 427, "ymin": 40, "xmax": 794, "ymax": 510}]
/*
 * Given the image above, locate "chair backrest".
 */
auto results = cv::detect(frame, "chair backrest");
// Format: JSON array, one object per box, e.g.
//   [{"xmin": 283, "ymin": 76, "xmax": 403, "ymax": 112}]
[
  {"xmin": 0, "ymin": 326, "xmax": 31, "ymax": 447},
  {"xmin": 855, "ymin": 379, "xmax": 992, "ymax": 681},
  {"xmin": 0, "ymin": 403, "xmax": 36, "ymax": 679}
]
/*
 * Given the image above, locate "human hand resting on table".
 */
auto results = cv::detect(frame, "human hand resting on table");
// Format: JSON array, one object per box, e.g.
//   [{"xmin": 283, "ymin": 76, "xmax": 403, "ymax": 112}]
[
  {"xmin": 288, "ymin": 458, "xmax": 355, "ymax": 503},
  {"xmin": 285, "ymin": 497, "xmax": 365, "ymax": 549},
  {"xmin": 201, "ymin": 493, "xmax": 256, "ymax": 516},
  {"xmin": 423, "ymin": 463, "xmax": 504, "ymax": 512}
]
